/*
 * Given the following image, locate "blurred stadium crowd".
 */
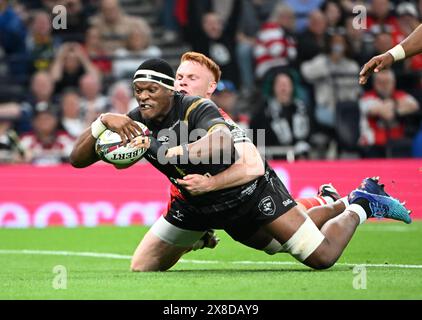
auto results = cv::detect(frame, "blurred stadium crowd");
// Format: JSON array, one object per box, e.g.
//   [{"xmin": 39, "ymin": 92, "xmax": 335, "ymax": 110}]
[{"xmin": 1, "ymin": 0, "xmax": 422, "ymax": 165}]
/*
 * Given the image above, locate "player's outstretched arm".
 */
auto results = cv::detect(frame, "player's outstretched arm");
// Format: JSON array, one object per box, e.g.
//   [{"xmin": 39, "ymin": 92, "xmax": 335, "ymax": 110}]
[
  {"xmin": 400, "ymin": 24, "xmax": 422, "ymax": 58},
  {"xmin": 70, "ymin": 113, "xmax": 143, "ymax": 168},
  {"xmin": 69, "ymin": 127, "xmax": 99, "ymax": 168},
  {"xmin": 359, "ymin": 24, "xmax": 422, "ymax": 84},
  {"xmin": 358, "ymin": 52, "xmax": 394, "ymax": 85}
]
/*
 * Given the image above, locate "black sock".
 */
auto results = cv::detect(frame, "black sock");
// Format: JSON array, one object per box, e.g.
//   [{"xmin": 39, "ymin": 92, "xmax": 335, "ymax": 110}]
[{"xmin": 354, "ymin": 198, "xmax": 371, "ymax": 218}]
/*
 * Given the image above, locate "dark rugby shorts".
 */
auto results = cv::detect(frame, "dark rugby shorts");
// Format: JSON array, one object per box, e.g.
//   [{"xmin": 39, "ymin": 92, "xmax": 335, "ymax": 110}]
[{"xmin": 163, "ymin": 168, "xmax": 297, "ymax": 241}]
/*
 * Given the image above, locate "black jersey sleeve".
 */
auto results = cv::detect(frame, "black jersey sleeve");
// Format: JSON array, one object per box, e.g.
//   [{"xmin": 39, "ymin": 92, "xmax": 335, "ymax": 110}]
[
  {"xmin": 127, "ymin": 109, "xmax": 141, "ymax": 121},
  {"xmin": 186, "ymin": 98, "xmax": 229, "ymax": 132}
]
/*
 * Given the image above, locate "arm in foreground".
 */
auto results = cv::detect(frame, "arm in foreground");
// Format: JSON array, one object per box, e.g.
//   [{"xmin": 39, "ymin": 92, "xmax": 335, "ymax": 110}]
[
  {"xmin": 165, "ymin": 125, "xmax": 234, "ymax": 161},
  {"xmin": 70, "ymin": 113, "xmax": 143, "ymax": 168},
  {"xmin": 176, "ymin": 141, "xmax": 265, "ymax": 195},
  {"xmin": 359, "ymin": 24, "xmax": 422, "ymax": 84},
  {"xmin": 69, "ymin": 127, "xmax": 99, "ymax": 168}
]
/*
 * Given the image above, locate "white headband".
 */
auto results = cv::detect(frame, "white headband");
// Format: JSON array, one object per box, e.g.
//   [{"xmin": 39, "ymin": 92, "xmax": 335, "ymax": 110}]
[{"xmin": 133, "ymin": 69, "xmax": 175, "ymax": 90}]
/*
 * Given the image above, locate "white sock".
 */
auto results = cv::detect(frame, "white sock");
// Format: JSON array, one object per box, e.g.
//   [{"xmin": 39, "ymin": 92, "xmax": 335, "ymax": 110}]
[
  {"xmin": 320, "ymin": 196, "xmax": 334, "ymax": 205},
  {"xmin": 191, "ymin": 239, "xmax": 204, "ymax": 251},
  {"xmin": 347, "ymin": 203, "xmax": 367, "ymax": 224},
  {"xmin": 339, "ymin": 196, "xmax": 349, "ymax": 207},
  {"xmin": 263, "ymin": 238, "xmax": 284, "ymax": 255}
]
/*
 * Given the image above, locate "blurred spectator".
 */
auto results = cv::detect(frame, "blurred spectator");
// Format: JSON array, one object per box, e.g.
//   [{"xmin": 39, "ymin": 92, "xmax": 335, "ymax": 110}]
[
  {"xmin": 37, "ymin": 0, "xmax": 59, "ymax": 11},
  {"xmin": 0, "ymin": 114, "xmax": 26, "ymax": 163},
  {"xmin": 187, "ymin": 0, "xmax": 242, "ymax": 87},
  {"xmin": 12, "ymin": 1, "xmax": 31, "ymax": 28},
  {"xmin": 89, "ymin": 0, "xmax": 152, "ymax": 53},
  {"xmin": 0, "ymin": 45, "xmax": 6, "ymax": 77},
  {"xmin": 106, "ymin": 81, "xmax": 134, "ymax": 114},
  {"xmin": 366, "ymin": 0, "xmax": 401, "ymax": 44},
  {"xmin": 22, "ymin": 0, "xmax": 44, "ymax": 10},
  {"xmin": 254, "ymin": 3, "xmax": 297, "ymax": 83},
  {"xmin": 236, "ymin": 0, "xmax": 277, "ymax": 93},
  {"xmin": 283, "ymin": 0, "xmax": 324, "ymax": 33},
  {"xmin": 345, "ymin": 14, "xmax": 372, "ymax": 66},
  {"xmin": 362, "ymin": 31, "xmax": 406, "ymax": 88},
  {"xmin": 396, "ymin": 2, "xmax": 420, "ymax": 40},
  {"xmin": 359, "ymin": 69, "xmax": 420, "ymax": 158},
  {"xmin": 373, "ymin": 31, "xmax": 395, "ymax": 57},
  {"xmin": 17, "ymin": 71, "xmax": 58, "ymax": 134},
  {"xmin": 301, "ymin": 32, "xmax": 361, "ymax": 130},
  {"xmin": 25, "ymin": 10, "xmax": 61, "ymax": 75},
  {"xmin": 24, "ymin": 0, "xmax": 97, "ymax": 13},
  {"xmin": 81, "ymin": 26, "xmax": 112, "ymax": 76},
  {"xmin": 250, "ymin": 72, "xmax": 311, "ymax": 159},
  {"xmin": 296, "ymin": 9, "xmax": 327, "ymax": 65},
  {"xmin": 50, "ymin": 42, "xmax": 99, "ymax": 94},
  {"xmin": 339, "ymin": 0, "xmax": 367, "ymax": 13},
  {"xmin": 20, "ymin": 104, "xmax": 74, "ymax": 165},
  {"xmin": 79, "ymin": 73, "xmax": 107, "ymax": 127},
  {"xmin": 177, "ymin": 0, "xmax": 207, "ymax": 45},
  {"xmin": 52, "ymin": 0, "xmax": 90, "ymax": 43},
  {"xmin": 321, "ymin": 1, "xmax": 345, "ymax": 33},
  {"xmin": 211, "ymin": 0, "xmax": 237, "ymax": 24},
  {"xmin": 60, "ymin": 90, "xmax": 85, "ymax": 138},
  {"xmin": 158, "ymin": 0, "xmax": 180, "ymax": 43},
  {"xmin": 112, "ymin": 27, "xmax": 162, "ymax": 79},
  {"xmin": 204, "ymin": 10, "xmax": 239, "ymax": 86},
  {"xmin": 211, "ymin": 80, "xmax": 249, "ymax": 130},
  {"xmin": 0, "ymin": 0, "xmax": 27, "ymax": 76}
]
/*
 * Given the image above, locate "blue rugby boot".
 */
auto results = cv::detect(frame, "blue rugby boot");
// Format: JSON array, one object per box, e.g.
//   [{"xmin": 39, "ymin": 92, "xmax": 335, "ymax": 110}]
[
  {"xmin": 349, "ymin": 177, "xmax": 412, "ymax": 224},
  {"xmin": 357, "ymin": 176, "xmax": 389, "ymax": 195}
]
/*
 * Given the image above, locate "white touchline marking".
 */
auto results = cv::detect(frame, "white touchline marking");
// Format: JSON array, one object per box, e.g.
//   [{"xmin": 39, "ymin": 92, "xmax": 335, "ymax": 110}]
[
  {"xmin": 0, "ymin": 249, "xmax": 422, "ymax": 269},
  {"xmin": 360, "ymin": 225, "xmax": 418, "ymax": 232},
  {"xmin": 0, "ymin": 249, "xmax": 132, "ymax": 259}
]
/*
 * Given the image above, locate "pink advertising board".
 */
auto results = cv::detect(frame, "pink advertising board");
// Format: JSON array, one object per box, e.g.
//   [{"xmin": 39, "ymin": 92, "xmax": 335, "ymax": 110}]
[{"xmin": 0, "ymin": 159, "xmax": 421, "ymax": 228}]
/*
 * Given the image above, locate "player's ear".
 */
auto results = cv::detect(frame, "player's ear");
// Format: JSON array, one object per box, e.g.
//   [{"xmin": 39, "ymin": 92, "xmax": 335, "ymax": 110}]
[{"xmin": 208, "ymin": 81, "xmax": 217, "ymax": 96}]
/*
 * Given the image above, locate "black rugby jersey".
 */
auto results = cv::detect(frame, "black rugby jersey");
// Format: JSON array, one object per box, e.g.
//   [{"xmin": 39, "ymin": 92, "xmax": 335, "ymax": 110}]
[{"xmin": 127, "ymin": 92, "xmax": 260, "ymax": 212}]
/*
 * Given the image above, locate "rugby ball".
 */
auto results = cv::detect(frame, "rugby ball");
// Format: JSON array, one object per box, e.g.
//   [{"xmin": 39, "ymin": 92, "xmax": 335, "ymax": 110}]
[{"xmin": 95, "ymin": 121, "xmax": 149, "ymax": 166}]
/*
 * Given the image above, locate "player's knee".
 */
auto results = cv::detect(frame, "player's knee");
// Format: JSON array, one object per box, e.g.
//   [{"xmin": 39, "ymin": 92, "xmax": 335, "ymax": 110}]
[
  {"xmin": 130, "ymin": 261, "xmax": 148, "ymax": 272},
  {"xmin": 130, "ymin": 259, "xmax": 162, "ymax": 272},
  {"xmin": 304, "ymin": 246, "xmax": 337, "ymax": 270},
  {"xmin": 262, "ymin": 238, "xmax": 285, "ymax": 255},
  {"xmin": 306, "ymin": 257, "xmax": 336, "ymax": 270}
]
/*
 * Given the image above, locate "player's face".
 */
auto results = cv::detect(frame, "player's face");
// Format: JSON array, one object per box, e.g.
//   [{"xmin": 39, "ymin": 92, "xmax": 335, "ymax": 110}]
[
  {"xmin": 133, "ymin": 81, "xmax": 173, "ymax": 122},
  {"xmin": 175, "ymin": 61, "xmax": 216, "ymax": 98}
]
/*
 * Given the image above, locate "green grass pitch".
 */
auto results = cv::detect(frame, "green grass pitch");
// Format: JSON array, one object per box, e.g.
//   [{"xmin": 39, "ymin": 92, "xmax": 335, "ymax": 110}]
[{"xmin": 1, "ymin": 222, "xmax": 422, "ymax": 300}]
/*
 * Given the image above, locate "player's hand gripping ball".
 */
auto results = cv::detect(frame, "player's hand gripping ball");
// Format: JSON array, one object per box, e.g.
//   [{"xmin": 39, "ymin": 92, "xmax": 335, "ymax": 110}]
[{"xmin": 95, "ymin": 121, "xmax": 149, "ymax": 166}]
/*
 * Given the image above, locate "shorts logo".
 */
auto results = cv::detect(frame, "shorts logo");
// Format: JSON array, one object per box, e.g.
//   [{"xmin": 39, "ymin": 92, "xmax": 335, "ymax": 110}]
[
  {"xmin": 283, "ymin": 199, "xmax": 293, "ymax": 207},
  {"xmin": 258, "ymin": 196, "xmax": 276, "ymax": 216},
  {"xmin": 172, "ymin": 210, "xmax": 184, "ymax": 221}
]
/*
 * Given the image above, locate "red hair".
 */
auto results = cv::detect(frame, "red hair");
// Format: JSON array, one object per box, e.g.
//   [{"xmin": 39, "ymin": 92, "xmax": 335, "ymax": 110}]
[{"xmin": 180, "ymin": 51, "xmax": 221, "ymax": 82}]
